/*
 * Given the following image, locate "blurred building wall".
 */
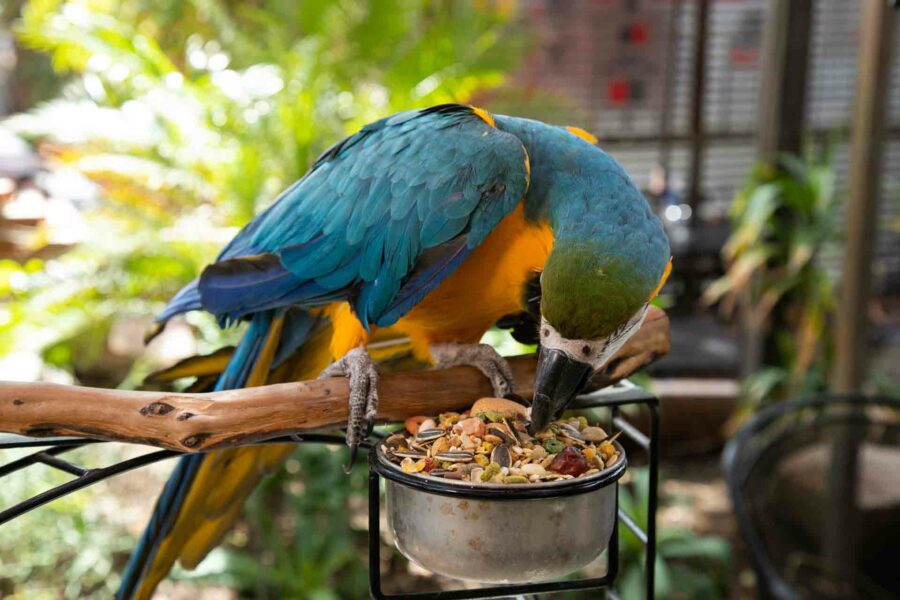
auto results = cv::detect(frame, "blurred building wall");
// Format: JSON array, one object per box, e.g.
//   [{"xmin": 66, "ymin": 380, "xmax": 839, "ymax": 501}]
[{"xmin": 517, "ymin": 0, "xmax": 899, "ymax": 294}]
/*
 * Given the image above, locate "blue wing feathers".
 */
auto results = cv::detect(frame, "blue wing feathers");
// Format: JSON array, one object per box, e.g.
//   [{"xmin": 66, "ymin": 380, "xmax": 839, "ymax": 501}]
[
  {"xmin": 156, "ymin": 278, "xmax": 203, "ymax": 322},
  {"xmin": 157, "ymin": 104, "xmax": 528, "ymax": 329}
]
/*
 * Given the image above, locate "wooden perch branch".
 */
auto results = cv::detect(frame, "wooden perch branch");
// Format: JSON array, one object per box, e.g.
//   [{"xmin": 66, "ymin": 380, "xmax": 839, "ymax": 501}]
[{"xmin": 0, "ymin": 309, "xmax": 668, "ymax": 453}]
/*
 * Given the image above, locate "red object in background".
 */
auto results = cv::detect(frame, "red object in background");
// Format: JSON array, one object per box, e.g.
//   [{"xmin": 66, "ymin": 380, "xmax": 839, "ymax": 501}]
[
  {"xmin": 608, "ymin": 78, "xmax": 631, "ymax": 105},
  {"xmin": 730, "ymin": 47, "xmax": 759, "ymax": 68},
  {"xmin": 628, "ymin": 22, "xmax": 648, "ymax": 45}
]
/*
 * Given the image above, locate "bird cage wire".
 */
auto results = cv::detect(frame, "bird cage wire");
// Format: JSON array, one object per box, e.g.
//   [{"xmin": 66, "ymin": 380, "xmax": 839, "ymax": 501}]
[{"xmin": 520, "ymin": 0, "xmax": 900, "ymax": 290}]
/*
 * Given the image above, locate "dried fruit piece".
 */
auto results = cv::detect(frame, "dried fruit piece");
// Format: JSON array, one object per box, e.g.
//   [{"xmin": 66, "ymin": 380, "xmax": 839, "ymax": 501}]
[
  {"xmin": 599, "ymin": 441, "xmax": 616, "ymax": 460},
  {"xmin": 548, "ymin": 447, "xmax": 589, "ymax": 476},
  {"xmin": 474, "ymin": 453, "xmax": 490, "ymax": 467},
  {"xmin": 404, "ymin": 416, "xmax": 429, "ymax": 435},
  {"xmin": 459, "ymin": 417, "xmax": 486, "ymax": 437},
  {"xmin": 438, "ymin": 412, "xmax": 460, "ymax": 427},
  {"xmin": 401, "ymin": 458, "xmax": 427, "ymax": 473}
]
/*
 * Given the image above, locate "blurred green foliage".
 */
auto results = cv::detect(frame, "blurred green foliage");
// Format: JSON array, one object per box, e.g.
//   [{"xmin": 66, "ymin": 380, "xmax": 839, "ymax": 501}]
[
  {"xmin": 0, "ymin": 446, "xmax": 141, "ymax": 598},
  {"xmin": 174, "ymin": 444, "xmax": 371, "ymax": 599},
  {"xmin": 617, "ymin": 470, "xmax": 730, "ymax": 600},
  {"xmin": 704, "ymin": 148, "xmax": 840, "ymax": 410},
  {"xmin": 3, "ymin": 0, "xmax": 522, "ymax": 384}
]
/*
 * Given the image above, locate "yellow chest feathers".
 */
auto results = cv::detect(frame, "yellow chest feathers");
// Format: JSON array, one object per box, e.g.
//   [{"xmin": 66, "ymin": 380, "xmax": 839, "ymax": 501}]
[{"xmin": 394, "ymin": 203, "xmax": 553, "ymax": 347}]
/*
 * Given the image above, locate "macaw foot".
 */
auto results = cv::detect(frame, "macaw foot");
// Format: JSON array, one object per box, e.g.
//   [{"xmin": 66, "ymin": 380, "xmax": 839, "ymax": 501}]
[
  {"xmin": 430, "ymin": 342, "xmax": 515, "ymax": 398},
  {"xmin": 318, "ymin": 346, "xmax": 379, "ymax": 471}
]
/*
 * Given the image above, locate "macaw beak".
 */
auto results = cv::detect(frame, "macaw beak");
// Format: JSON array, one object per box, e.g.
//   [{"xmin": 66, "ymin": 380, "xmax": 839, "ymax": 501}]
[{"xmin": 529, "ymin": 346, "xmax": 594, "ymax": 433}]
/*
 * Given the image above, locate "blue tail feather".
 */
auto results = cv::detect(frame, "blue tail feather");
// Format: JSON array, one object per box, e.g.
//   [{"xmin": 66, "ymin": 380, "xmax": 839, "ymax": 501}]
[
  {"xmin": 156, "ymin": 278, "xmax": 203, "ymax": 323},
  {"xmin": 117, "ymin": 311, "xmax": 278, "ymax": 599}
]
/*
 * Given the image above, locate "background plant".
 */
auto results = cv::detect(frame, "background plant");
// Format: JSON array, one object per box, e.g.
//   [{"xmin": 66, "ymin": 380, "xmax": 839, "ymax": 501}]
[
  {"xmin": 703, "ymin": 147, "xmax": 840, "ymax": 411},
  {"xmin": 616, "ymin": 470, "xmax": 731, "ymax": 600}
]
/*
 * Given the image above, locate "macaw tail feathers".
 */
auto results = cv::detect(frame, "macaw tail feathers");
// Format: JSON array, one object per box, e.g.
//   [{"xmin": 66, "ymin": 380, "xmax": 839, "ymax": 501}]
[{"xmin": 117, "ymin": 309, "xmax": 334, "ymax": 600}]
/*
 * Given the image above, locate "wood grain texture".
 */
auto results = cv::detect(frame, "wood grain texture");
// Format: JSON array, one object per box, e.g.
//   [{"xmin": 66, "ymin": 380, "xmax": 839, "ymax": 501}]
[{"xmin": 0, "ymin": 308, "xmax": 669, "ymax": 452}]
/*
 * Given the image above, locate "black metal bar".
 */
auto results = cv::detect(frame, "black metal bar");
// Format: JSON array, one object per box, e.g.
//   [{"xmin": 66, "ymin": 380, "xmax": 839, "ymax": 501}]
[
  {"xmin": 34, "ymin": 452, "xmax": 89, "ymax": 477},
  {"xmin": 618, "ymin": 508, "xmax": 647, "ymax": 545},
  {"xmin": 657, "ymin": 0, "xmax": 683, "ymax": 173},
  {"xmin": 646, "ymin": 400, "xmax": 660, "ymax": 599},
  {"xmin": 0, "ymin": 434, "xmax": 93, "ymax": 449},
  {"xmin": 0, "ymin": 449, "xmax": 178, "ymax": 526},
  {"xmin": 0, "ymin": 444, "xmax": 86, "ymax": 477},
  {"xmin": 687, "ymin": 0, "xmax": 710, "ymax": 209},
  {"xmin": 612, "ymin": 416, "xmax": 650, "ymax": 449}
]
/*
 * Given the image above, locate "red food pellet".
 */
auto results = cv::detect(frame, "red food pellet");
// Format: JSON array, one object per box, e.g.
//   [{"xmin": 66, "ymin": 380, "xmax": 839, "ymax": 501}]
[{"xmin": 548, "ymin": 447, "xmax": 588, "ymax": 476}]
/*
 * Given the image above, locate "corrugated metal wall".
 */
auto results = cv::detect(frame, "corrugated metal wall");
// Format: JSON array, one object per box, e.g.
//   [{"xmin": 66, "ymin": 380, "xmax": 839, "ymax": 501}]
[{"xmin": 516, "ymin": 0, "xmax": 899, "ymax": 292}]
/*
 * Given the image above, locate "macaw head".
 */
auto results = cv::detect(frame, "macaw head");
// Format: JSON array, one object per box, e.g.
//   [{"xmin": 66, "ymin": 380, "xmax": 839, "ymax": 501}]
[{"xmin": 523, "ymin": 133, "xmax": 671, "ymax": 432}]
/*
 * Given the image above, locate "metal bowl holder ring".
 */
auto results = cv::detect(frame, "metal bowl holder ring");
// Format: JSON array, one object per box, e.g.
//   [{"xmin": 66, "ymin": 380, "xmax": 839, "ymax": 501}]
[{"xmin": 0, "ymin": 384, "xmax": 659, "ymax": 599}]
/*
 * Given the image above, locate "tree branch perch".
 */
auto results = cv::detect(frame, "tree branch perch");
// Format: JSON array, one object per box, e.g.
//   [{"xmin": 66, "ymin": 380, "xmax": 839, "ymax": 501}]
[{"xmin": 0, "ymin": 309, "xmax": 668, "ymax": 453}]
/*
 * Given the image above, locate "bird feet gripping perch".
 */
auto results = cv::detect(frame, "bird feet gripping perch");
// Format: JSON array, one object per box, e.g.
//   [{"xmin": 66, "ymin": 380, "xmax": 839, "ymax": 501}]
[
  {"xmin": 430, "ymin": 342, "xmax": 515, "ymax": 398},
  {"xmin": 318, "ymin": 346, "xmax": 379, "ymax": 471}
]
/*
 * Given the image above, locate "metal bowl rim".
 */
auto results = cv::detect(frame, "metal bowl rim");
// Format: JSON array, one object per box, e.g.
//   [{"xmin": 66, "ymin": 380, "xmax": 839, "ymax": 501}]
[{"xmin": 371, "ymin": 440, "xmax": 626, "ymax": 500}]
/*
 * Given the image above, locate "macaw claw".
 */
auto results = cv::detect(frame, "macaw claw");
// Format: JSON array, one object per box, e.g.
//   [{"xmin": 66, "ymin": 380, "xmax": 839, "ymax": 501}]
[
  {"xmin": 318, "ymin": 346, "xmax": 379, "ymax": 472},
  {"xmin": 430, "ymin": 342, "xmax": 515, "ymax": 398}
]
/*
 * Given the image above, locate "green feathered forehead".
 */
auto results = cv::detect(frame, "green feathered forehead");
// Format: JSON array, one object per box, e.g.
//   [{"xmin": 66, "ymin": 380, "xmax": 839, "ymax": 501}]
[{"xmin": 540, "ymin": 245, "xmax": 666, "ymax": 340}]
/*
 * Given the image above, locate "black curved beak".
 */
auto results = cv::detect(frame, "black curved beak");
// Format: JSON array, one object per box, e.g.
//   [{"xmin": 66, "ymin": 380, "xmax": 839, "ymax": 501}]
[{"xmin": 529, "ymin": 347, "xmax": 594, "ymax": 433}]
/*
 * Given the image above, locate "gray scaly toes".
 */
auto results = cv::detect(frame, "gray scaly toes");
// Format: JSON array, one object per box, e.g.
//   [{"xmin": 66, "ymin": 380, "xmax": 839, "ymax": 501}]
[
  {"xmin": 430, "ymin": 342, "xmax": 515, "ymax": 398},
  {"xmin": 318, "ymin": 346, "xmax": 379, "ymax": 470}
]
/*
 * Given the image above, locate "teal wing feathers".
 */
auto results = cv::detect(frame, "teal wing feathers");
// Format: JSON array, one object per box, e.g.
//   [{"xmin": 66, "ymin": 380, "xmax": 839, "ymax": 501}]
[{"xmin": 162, "ymin": 104, "xmax": 529, "ymax": 329}]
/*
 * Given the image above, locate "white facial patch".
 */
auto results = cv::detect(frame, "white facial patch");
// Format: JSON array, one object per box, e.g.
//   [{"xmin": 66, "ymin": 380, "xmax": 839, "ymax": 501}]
[{"xmin": 539, "ymin": 306, "xmax": 648, "ymax": 371}]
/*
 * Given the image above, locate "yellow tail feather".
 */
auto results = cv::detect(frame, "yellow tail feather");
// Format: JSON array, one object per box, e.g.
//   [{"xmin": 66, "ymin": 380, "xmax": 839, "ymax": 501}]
[{"xmin": 132, "ymin": 316, "xmax": 335, "ymax": 599}]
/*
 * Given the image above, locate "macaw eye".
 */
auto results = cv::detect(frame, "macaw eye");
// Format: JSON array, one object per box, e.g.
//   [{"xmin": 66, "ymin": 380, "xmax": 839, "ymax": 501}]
[
  {"xmin": 581, "ymin": 345, "xmax": 591, "ymax": 356},
  {"xmin": 542, "ymin": 328, "xmax": 549, "ymax": 337}
]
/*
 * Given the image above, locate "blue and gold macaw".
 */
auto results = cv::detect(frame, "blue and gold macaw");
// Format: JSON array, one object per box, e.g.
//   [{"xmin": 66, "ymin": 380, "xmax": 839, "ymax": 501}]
[{"xmin": 118, "ymin": 104, "xmax": 670, "ymax": 598}]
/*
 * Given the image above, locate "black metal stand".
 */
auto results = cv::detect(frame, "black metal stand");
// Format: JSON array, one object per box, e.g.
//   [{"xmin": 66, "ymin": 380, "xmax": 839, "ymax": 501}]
[
  {"xmin": 0, "ymin": 383, "xmax": 659, "ymax": 599},
  {"xmin": 367, "ymin": 383, "xmax": 660, "ymax": 600}
]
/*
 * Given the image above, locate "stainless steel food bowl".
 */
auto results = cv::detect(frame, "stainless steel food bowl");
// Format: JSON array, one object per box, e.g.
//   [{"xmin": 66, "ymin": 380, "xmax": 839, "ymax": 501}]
[{"xmin": 372, "ymin": 442, "xmax": 626, "ymax": 583}]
